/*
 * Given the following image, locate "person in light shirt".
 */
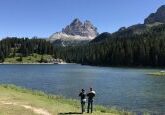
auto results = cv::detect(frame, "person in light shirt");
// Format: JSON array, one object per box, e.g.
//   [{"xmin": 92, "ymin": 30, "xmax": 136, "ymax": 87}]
[{"xmin": 87, "ymin": 88, "xmax": 96, "ymax": 113}]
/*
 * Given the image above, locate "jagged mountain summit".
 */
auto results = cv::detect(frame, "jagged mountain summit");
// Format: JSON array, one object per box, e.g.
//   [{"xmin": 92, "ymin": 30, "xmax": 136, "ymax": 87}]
[
  {"xmin": 62, "ymin": 18, "xmax": 98, "ymax": 37},
  {"xmin": 145, "ymin": 5, "xmax": 165, "ymax": 24},
  {"xmin": 49, "ymin": 18, "xmax": 99, "ymax": 46}
]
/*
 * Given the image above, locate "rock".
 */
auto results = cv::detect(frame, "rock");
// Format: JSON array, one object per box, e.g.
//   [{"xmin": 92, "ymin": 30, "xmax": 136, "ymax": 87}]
[
  {"xmin": 144, "ymin": 5, "xmax": 165, "ymax": 24},
  {"xmin": 49, "ymin": 32, "xmax": 92, "ymax": 46},
  {"xmin": 118, "ymin": 27, "xmax": 126, "ymax": 31},
  {"xmin": 49, "ymin": 18, "xmax": 98, "ymax": 46},
  {"xmin": 62, "ymin": 18, "xmax": 98, "ymax": 37}
]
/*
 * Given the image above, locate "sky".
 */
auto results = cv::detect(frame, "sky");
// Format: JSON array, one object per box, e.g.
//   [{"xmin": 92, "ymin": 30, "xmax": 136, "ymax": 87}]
[{"xmin": 0, "ymin": 0, "xmax": 165, "ymax": 38}]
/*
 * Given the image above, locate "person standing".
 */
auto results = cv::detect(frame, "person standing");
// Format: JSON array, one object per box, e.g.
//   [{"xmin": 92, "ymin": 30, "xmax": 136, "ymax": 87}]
[
  {"xmin": 87, "ymin": 88, "xmax": 96, "ymax": 113},
  {"xmin": 79, "ymin": 89, "xmax": 86, "ymax": 114}
]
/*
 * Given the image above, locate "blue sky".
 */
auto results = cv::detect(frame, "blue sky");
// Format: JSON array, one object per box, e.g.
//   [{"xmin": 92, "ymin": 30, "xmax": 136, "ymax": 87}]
[{"xmin": 0, "ymin": 0, "xmax": 165, "ymax": 38}]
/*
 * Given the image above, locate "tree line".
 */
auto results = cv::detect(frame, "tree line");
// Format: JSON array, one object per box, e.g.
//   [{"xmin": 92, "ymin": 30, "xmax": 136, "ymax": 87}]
[
  {"xmin": 54, "ymin": 24, "xmax": 165, "ymax": 67},
  {"xmin": 0, "ymin": 37, "xmax": 54, "ymax": 62},
  {"xmin": 1, "ymin": 24, "xmax": 165, "ymax": 67}
]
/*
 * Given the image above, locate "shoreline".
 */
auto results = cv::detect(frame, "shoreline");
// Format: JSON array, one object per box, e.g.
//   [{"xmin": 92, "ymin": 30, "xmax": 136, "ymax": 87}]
[
  {"xmin": 147, "ymin": 71, "xmax": 165, "ymax": 76},
  {"xmin": 1, "ymin": 62, "xmax": 165, "ymax": 70},
  {"xmin": 0, "ymin": 63, "xmax": 54, "ymax": 65},
  {"xmin": 1, "ymin": 62, "xmax": 165, "ymax": 71},
  {"xmin": 0, "ymin": 84, "xmax": 131, "ymax": 115},
  {"xmin": 0, "ymin": 62, "xmax": 74, "ymax": 65}
]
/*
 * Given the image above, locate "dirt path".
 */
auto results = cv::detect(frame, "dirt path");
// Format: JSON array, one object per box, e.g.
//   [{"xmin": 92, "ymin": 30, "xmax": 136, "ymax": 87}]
[{"xmin": 0, "ymin": 101, "xmax": 51, "ymax": 115}]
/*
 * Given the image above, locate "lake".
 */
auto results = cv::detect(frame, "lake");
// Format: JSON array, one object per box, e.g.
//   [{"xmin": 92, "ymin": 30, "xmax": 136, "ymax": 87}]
[{"xmin": 0, "ymin": 64, "xmax": 164, "ymax": 114}]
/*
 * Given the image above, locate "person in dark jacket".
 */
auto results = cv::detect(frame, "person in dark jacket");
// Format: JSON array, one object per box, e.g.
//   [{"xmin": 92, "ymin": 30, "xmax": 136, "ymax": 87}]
[
  {"xmin": 79, "ymin": 89, "xmax": 86, "ymax": 113},
  {"xmin": 87, "ymin": 88, "xmax": 96, "ymax": 113}
]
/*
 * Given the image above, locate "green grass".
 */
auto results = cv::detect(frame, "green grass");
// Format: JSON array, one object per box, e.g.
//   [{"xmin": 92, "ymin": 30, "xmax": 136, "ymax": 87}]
[
  {"xmin": 0, "ymin": 84, "xmax": 131, "ymax": 115},
  {"xmin": 4, "ymin": 54, "xmax": 53, "ymax": 64},
  {"xmin": 147, "ymin": 71, "xmax": 165, "ymax": 76}
]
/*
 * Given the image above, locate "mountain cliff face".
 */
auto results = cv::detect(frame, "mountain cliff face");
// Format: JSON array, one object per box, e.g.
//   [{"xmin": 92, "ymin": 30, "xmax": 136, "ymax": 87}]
[
  {"xmin": 145, "ymin": 5, "xmax": 165, "ymax": 24},
  {"xmin": 49, "ymin": 18, "xmax": 98, "ymax": 46},
  {"xmin": 62, "ymin": 18, "xmax": 98, "ymax": 37}
]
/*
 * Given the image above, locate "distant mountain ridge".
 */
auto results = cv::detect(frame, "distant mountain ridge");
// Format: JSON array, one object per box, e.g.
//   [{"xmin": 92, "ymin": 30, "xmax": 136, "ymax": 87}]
[
  {"xmin": 49, "ymin": 5, "xmax": 165, "ymax": 46},
  {"xmin": 48, "ymin": 18, "xmax": 98, "ymax": 46},
  {"xmin": 144, "ymin": 5, "xmax": 165, "ymax": 24},
  {"xmin": 92, "ymin": 5, "xmax": 165, "ymax": 43}
]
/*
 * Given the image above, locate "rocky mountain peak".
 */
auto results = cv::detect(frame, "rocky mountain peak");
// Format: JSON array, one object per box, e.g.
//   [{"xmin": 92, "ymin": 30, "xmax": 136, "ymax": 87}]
[
  {"xmin": 62, "ymin": 18, "xmax": 98, "ymax": 37},
  {"xmin": 157, "ymin": 5, "xmax": 165, "ymax": 12},
  {"xmin": 49, "ymin": 18, "xmax": 98, "ymax": 46},
  {"xmin": 84, "ymin": 20, "xmax": 92, "ymax": 26},
  {"xmin": 144, "ymin": 5, "xmax": 165, "ymax": 24},
  {"xmin": 71, "ymin": 18, "xmax": 82, "ymax": 24}
]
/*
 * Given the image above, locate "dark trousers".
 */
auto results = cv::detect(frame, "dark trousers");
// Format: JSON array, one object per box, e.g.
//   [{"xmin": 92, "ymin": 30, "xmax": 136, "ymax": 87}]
[
  {"xmin": 87, "ymin": 100, "xmax": 93, "ymax": 113},
  {"xmin": 81, "ymin": 101, "xmax": 85, "ymax": 113}
]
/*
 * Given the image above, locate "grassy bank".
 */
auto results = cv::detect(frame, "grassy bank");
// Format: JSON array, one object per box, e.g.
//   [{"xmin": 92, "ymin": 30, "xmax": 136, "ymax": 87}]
[
  {"xmin": 4, "ymin": 54, "xmax": 53, "ymax": 64},
  {"xmin": 0, "ymin": 84, "xmax": 131, "ymax": 115},
  {"xmin": 147, "ymin": 71, "xmax": 165, "ymax": 76}
]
